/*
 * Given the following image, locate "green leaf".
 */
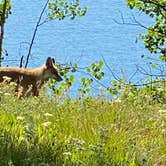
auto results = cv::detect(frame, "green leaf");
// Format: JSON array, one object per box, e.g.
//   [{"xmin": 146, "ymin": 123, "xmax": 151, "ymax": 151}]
[
  {"xmin": 69, "ymin": 75, "xmax": 75, "ymax": 83},
  {"xmin": 86, "ymin": 68, "xmax": 91, "ymax": 73},
  {"xmin": 151, "ymin": 64, "xmax": 156, "ymax": 69},
  {"xmin": 98, "ymin": 60, "xmax": 104, "ymax": 68}
]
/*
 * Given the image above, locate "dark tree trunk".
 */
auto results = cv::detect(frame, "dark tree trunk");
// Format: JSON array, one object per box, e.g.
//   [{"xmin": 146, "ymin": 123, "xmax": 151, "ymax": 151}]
[{"xmin": 0, "ymin": 0, "xmax": 7, "ymax": 67}]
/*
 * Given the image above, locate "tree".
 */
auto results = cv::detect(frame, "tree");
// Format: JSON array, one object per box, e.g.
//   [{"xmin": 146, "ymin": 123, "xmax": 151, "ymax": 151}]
[
  {"xmin": 0, "ymin": 0, "xmax": 11, "ymax": 66},
  {"xmin": 126, "ymin": 0, "xmax": 166, "ymax": 61}
]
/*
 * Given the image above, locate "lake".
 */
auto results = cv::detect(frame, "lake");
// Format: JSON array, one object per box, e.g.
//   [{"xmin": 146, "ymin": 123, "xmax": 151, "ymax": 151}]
[{"xmin": 3, "ymin": 0, "xmax": 154, "ymax": 96}]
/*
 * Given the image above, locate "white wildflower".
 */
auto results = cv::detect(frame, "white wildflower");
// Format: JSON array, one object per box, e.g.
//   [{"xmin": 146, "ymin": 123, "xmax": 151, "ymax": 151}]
[
  {"xmin": 42, "ymin": 121, "xmax": 52, "ymax": 127},
  {"xmin": 44, "ymin": 113, "xmax": 53, "ymax": 117},
  {"xmin": 63, "ymin": 152, "xmax": 72, "ymax": 156},
  {"xmin": 17, "ymin": 116, "xmax": 24, "ymax": 121},
  {"xmin": 4, "ymin": 93, "xmax": 11, "ymax": 96},
  {"xmin": 10, "ymin": 82, "xmax": 17, "ymax": 86},
  {"xmin": 114, "ymin": 98, "xmax": 122, "ymax": 103},
  {"xmin": 2, "ymin": 76, "xmax": 12, "ymax": 81},
  {"xmin": 159, "ymin": 110, "xmax": 166, "ymax": 114}
]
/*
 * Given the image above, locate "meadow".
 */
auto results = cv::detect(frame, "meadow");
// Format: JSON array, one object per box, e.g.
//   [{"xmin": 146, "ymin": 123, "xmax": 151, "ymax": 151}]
[{"xmin": 0, "ymin": 81, "xmax": 165, "ymax": 166}]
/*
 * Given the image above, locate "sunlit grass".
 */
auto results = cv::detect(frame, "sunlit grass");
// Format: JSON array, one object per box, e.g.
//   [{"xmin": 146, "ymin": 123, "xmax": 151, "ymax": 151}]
[{"xmin": 0, "ymin": 82, "xmax": 165, "ymax": 166}]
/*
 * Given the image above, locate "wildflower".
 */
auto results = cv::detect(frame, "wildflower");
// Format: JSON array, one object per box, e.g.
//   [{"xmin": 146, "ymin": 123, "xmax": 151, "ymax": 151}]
[
  {"xmin": 10, "ymin": 82, "xmax": 17, "ymax": 86},
  {"xmin": 2, "ymin": 76, "xmax": 12, "ymax": 82},
  {"xmin": 42, "ymin": 121, "xmax": 52, "ymax": 127},
  {"xmin": 159, "ymin": 110, "xmax": 166, "ymax": 114},
  {"xmin": 4, "ymin": 93, "xmax": 11, "ymax": 96},
  {"xmin": 114, "ymin": 98, "xmax": 121, "ymax": 103},
  {"xmin": 17, "ymin": 116, "xmax": 24, "ymax": 121},
  {"xmin": 63, "ymin": 152, "xmax": 72, "ymax": 156},
  {"xmin": 44, "ymin": 113, "xmax": 53, "ymax": 117}
]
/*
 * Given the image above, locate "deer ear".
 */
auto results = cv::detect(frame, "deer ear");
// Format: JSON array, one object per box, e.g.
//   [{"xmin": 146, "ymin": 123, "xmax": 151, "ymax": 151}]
[
  {"xmin": 46, "ymin": 57, "xmax": 53, "ymax": 68},
  {"xmin": 52, "ymin": 58, "xmax": 55, "ymax": 64}
]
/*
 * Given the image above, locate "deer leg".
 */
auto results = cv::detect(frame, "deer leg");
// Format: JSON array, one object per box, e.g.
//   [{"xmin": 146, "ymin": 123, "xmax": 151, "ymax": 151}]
[
  {"xmin": 18, "ymin": 86, "xmax": 28, "ymax": 98},
  {"xmin": 32, "ymin": 86, "xmax": 39, "ymax": 96}
]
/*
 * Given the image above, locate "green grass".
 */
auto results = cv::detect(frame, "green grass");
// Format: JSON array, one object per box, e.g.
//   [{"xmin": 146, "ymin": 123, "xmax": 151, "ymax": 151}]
[{"xmin": 0, "ymin": 83, "xmax": 165, "ymax": 166}]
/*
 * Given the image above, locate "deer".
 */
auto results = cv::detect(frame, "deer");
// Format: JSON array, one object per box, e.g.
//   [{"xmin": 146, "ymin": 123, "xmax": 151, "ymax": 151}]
[{"xmin": 0, "ymin": 57, "xmax": 62, "ymax": 98}]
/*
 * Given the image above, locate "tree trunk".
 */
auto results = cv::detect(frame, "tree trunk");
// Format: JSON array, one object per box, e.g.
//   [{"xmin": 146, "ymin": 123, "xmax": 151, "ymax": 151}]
[{"xmin": 0, "ymin": 0, "xmax": 7, "ymax": 67}]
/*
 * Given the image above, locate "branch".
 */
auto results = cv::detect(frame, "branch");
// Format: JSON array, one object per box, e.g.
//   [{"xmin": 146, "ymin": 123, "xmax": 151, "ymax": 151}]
[
  {"xmin": 25, "ymin": 0, "xmax": 50, "ymax": 68},
  {"xmin": 128, "ymin": 69, "xmax": 139, "ymax": 82},
  {"xmin": 58, "ymin": 61, "xmax": 109, "ymax": 89},
  {"xmin": 101, "ymin": 54, "xmax": 121, "ymax": 82},
  {"xmin": 145, "ymin": 0, "xmax": 166, "ymax": 12},
  {"xmin": 136, "ymin": 64, "xmax": 166, "ymax": 77},
  {"xmin": 113, "ymin": 11, "xmax": 149, "ymax": 30},
  {"xmin": 132, "ymin": 79, "xmax": 166, "ymax": 87},
  {"xmin": 76, "ymin": 69, "xmax": 108, "ymax": 89},
  {"xmin": 19, "ymin": 55, "xmax": 24, "ymax": 68},
  {"xmin": 113, "ymin": 11, "xmax": 165, "ymax": 35},
  {"xmin": 38, "ymin": 17, "xmax": 50, "ymax": 26}
]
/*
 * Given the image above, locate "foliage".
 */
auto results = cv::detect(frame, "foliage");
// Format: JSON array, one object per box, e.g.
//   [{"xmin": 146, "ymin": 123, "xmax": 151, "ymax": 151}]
[
  {"xmin": 48, "ymin": 60, "xmax": 105, "ymax": 98},
  {"xmin": 126, "ymin": 0, "xmax": 166, "ymax": 61},
  {"xmin": 0, "ymin": 81, "xmax": 165, "ymax": 165},
  {"xmin": 0, "ymin": 0, "xmax": 11, "ymax": 25},
  {"xmin": 78, "ymin": 61, "xmax": 105, "ymax": 96},
  {"xmin": 48, "ymin": 0, "xmax": 87, "ymax": 20},
  {"xmin": 48, "ymin": 63, "xmax": 76, "ymax": 99}
]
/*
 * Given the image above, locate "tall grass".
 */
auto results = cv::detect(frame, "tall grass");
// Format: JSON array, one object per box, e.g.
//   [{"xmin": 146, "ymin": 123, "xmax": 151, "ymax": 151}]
[{"xmin": 0, "ymin": 82, "xmax": 165, "ymax": 166}]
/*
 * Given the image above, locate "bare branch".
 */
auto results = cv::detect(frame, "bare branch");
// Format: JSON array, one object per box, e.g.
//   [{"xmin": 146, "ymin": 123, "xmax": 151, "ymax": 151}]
[
  {"xmin": 101, "ymin": 54, "xmax": 121, "ymax": 82},
  {"xmin": 38, "ymin": 17, "xmax": 50, "ymax": 26},
  {"xmin": 130, "ymin": 13, "xmax": 149, "ymax": 30},
  {"xmin": 128, "ymin": 69, "xmax": 139, "ymax": 82},
  {"xmin": 114, "ymin": 10, "xmax": 166, "ymax": 38},
  {"xmin": 113, "ymin": 11, "xmax": 149, "ymax": 30},
  {"xmin": 132, "ymin": 79, "xmax": 166, "ymax": 87},
  {"xmin": 25, "ymin": 0, "xmax": 50, "ymax": 68},
  {"xmin": 136, "ymin": 64, "xmax": 166, "ymax": 77},
  {"xmin": 19, "ymin": 55, "xmax": 24, "ymax": 68}
]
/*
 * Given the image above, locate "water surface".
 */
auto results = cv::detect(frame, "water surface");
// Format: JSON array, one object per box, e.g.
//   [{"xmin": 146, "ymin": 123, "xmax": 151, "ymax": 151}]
[{"xmin": 4, "ymin": 0, "xmax": 153, "ymax": 96}]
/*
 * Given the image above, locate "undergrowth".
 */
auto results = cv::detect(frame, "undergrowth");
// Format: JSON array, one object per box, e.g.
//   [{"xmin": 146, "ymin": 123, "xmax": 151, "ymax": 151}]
[{"xmin": 0, "ymin": 82, "xmax": 165, "ymax": 166}]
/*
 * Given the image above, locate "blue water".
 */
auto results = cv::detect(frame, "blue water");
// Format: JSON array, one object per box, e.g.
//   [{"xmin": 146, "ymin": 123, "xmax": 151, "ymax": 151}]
[{"xmin": 3, "ymin": 0, "xmax": 154, "ymax": 96}]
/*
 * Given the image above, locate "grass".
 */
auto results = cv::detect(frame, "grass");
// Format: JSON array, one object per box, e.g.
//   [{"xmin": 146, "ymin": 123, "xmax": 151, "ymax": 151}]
[{"xmin": 0, "ymin": 82, "xmax": 165, "ymax": 166}]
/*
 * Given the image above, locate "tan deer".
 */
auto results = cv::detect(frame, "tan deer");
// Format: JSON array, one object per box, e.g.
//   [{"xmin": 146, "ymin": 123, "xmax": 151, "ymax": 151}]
[{"xmin": 0, "ymin": 57, "xmax": 62, "ymax": 97}]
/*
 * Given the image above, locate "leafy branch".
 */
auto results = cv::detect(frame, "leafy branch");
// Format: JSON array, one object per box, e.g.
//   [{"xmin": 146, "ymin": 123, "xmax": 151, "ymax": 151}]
[{"xmin": 126, "ymin": 0, "xmax": 166, "ymax": 61}]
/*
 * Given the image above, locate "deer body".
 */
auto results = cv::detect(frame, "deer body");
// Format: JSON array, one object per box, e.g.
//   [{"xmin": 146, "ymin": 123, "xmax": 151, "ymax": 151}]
[{"xmin": 0, "ymin": 57, "xmax": 62, "ymax": 97}]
